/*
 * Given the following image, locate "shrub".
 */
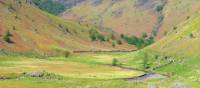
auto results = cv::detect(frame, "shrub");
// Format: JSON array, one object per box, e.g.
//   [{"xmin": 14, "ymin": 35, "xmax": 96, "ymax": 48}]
[
  {"xmin": 105, "ymin": 36, "xmax": 110, "ymax": 42},
  {"xmin": 112, "ymin": 42, "xmax": 116, "ymax": 47},
  {"xmin": 63, "ymin": 51, "xmax": 70, "ymax": 57},
  {"xmin": 112, "ymin": 58, "xmax": 118, "ymax": 66},
  {"xmin": 97, "ymin": 34, "xmax": 105, "ymax": 42},
  {"xmin": 123, "ymin": 35, "xmax": 154, "ymax": 49},
  {"xmin": 173, "ymin": 26, "xmax": 177, "ymax": 30},
  {"xmin": 142, "ymin": 32, "xmax": 148, "ymax": 38},
  {"xmin": 145, "ymin": 36, "xmax": 155, "ymax": 45},
  {"xmin": 117, "ymin": 40, "xmax": 122, "ymax": 45},
  {"xmin": 89, "ymin": 29, "xmax": 106, "ymax": 42},
  {"xmin": 186, "ymin": 16, "xmax": 190, "ymax": 20},
  {"xmin": 3, "ymin": 31, "xmax": 13, "ymax": 43},
  {"xmin": 156, "ymin": 4, "xmax": 164, "ymax": 12},
  {"xmin": 190, "ymin": 33, "xmax": 194, "ymax": 38},
  {"xmin": 110, "ymin": 34, "xmax": 116, "ymax": 40},
  {"xmin": 89, "ymin": 29, "xmax": 98, "ymax": 41},
  {"xmin": 120, "ymin": 34, "xmax": 124, "ymax": 38}
]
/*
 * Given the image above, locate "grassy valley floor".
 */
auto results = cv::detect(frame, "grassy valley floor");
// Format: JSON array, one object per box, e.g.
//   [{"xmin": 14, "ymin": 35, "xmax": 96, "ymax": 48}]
[{"xmin": 0, "ymin": 52, "xmax": 199, "ymax": 88}]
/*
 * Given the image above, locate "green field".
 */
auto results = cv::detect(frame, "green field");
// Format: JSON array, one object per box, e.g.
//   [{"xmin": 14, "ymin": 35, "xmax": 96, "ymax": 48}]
[
  {"xmin": 1, "ymin": 52, "xmax": 198, "ymax": 88},
  {"xmin": 0, "ymin": 53, "xmax": 169, "ymax": 88}
]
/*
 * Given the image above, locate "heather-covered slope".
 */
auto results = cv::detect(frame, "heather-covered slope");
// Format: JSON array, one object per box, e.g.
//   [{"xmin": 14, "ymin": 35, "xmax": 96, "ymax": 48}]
[
  {"xmin": 61, "ymin": 0, "xmax": 160, "ymax": 37},
  {"xmin": 0, "ymin": 0, "xmax": 132, "ymax": 55},
  {"xmin": 61, "ymin": 0, "xmax": 200, "ymax": 39}
]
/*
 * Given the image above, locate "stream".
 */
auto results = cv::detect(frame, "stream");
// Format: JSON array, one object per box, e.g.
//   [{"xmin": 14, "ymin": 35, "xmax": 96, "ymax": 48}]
[{"xmin": 114, "ymin": 65, "xmax": 167, "ymax": 81}]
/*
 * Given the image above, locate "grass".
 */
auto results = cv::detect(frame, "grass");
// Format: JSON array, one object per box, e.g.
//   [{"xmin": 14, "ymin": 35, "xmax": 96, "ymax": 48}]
[
  {"xmin": 0, "ymin": 77, "xmax": 149, "ymax": 88},
  {"xmin": 1, "ymin": 53, "xmax": 190, "ymax": 88},
  {"xmin": 0, "ymin": 54, "xmax": 144, "ymax": 79},
  {"xmin": 0, "ymin": 54, "xmax": 149, "ymax": 88}
]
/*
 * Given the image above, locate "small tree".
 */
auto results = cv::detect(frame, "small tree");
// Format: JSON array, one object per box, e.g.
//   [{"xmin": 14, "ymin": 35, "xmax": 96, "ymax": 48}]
[
  {"xmin": 3, "ymin": 31, "xmax": 13, "ymax": 43},
  {"xmin": 89, "ymin": 29, "xmax": 98, "ymax": 41},
  {"xmin": 190, "ymin": 33, "xmax": 194, "ymax": 38},
  {"xmin": 142, "ymin": 32, "xmax": 148, "ymax": 39},
  {"xmin": 120, "ymin": 34, "xmax": 124, "ymax": 38},
  {"xmin": 112, "ymin": 42, "xmax": 116, "ymax": 47},
  {"xmin": 97, "ymin": 34, "xmax": 105, "ymax": 42},
  {"xmin": 112, "ymin": 58, "xmax": 118, "ymax": 66},
  {"xmin": 63, "ymin": 51, "xmax": 70, "ymax": 57},
  {"xmin": 117, "ymin": 40, "xmax": 122, "ymax": 45}
]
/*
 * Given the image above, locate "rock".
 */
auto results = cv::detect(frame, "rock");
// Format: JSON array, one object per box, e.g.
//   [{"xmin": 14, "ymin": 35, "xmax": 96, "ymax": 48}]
[{"xmin": 28, "ymin": 72, "xmax": 44, "ymax": 77}]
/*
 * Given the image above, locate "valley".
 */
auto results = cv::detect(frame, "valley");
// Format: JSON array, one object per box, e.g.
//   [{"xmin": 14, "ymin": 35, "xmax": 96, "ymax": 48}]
[{"xmin": 0, "ymin": 0, "xmax": 200, "ymax": 88}]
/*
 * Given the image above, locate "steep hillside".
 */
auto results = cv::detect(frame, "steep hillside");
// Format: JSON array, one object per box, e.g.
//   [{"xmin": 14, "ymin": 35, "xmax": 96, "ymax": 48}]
[
  {"xmin": 61, "ymin": 0, "xmax": 160, "ymax": 37},
  {"xmin": 61, "ymin": 0, "xmax": 200, "ymax": 40},
  {"xmin": 158, "ymin": 0, "xmax": 200, "ymax": 38},
  {"xmin": 0, "ymin": 0, "xmax": 133, "ymax": 56}
]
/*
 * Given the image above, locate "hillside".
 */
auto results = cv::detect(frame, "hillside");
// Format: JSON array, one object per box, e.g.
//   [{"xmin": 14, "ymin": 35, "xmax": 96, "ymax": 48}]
[
  {"xmin": 121, "ymin": 11, "xmax": 200, "ymax": 87},
  {"xmin": 158, "ymin": 0, "xmax": 200, "ymax": 38},
  {"xmin": 147, "ymin": 11, "xmax": 200, "ymax": 87},
  {"xmin": 0, "ymin": 0, "xmax": 133, "ymax": 56},
  {"xmin": 61, "ymin": 0, "xmax": 200, "ymax": 39},
  {"xmin": 61, "ymin": 0, "xmax": 159, "ymax": 37}
]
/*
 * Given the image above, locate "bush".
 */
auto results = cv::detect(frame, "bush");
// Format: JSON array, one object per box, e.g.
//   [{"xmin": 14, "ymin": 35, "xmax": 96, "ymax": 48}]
[
  {"xmin": 112, "ymin": 42, "xmax": 116, "ymax": 47},
  {"xmin": 190, "ymin": 33, "xmax": 194, "ymax": 38},
  {"xmin": 117, "ymin": 40, "xmax": 122, "ymax": 45},
  {"xmin": 120, "ymin": 34, "xmax": 124, "ymax": 38},
  {"xmin": 142, "ymin": 32, "xmax": 148, "ymax": 38},
  {"xmin": 63, "ymin": 51, "xmax": 70, "ymax": 57},
  {"xmin": 3, "ymin": 31, "xmax": 13, "ymax": 43},
  {"xmin": 89, "ymin": 29, "xmax": 105, "ymax": 42},
  {"xmin": 112, "ymin": 58, "xmax": 118, "ymax": 66},
  {"xmin": 173, "ymin": 26, "xmax": 177, "ymax": 30},
  {"xmin": 123, "ymin": 34, "xmax": 154, "ymax": 49},
  {"xmin": 89, "ymin": 29, "xmax": 98, "ymax": 41},
  {"xmin": 97, "ymin": 34, "xmax": 105, "ymax": 42},
  {"xmin": 156, "ymin": 4, "xmax": 164, "ymax": 12}
]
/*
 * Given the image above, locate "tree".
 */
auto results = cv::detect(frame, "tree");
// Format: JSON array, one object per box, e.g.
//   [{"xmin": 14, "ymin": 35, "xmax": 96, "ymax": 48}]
[
  {"xmin": 97, "ymin": 34, "xmax": 105, "ymax": 42},
  {"xmin": 117, "ymin": 40, "xmax": 122, "ymax": 45},
  {"xmin": 112, "ymin": 58, "xmax": 118, "ymax": 66},
  {"xmin": 142, "ymin": 32, "xmax": 148, "ymax": 39},
  {"xmin": 89, "ymin": 29, "xmax": 98, "ymax": 41},
  {"xmin": 123, "ymin": 35, "xmax": 154, "ymax": 49},
  {"xmin": 120, "ymin": 34, "xmax": 124, "ymax": 38},
  {"xmin": 190, "ymin": 33, "xmax": 194, "ymax": 38},
  {"xmin": 3, "ymin": 31, "xmax": 13, "ymax": 43},
  {"xmin": 112, "ymin": 42, "xmax": 116, "ymax": 47},
  {"xmin": 63, "ymin": 51, "xmax": 70, "ymax": 57}
]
